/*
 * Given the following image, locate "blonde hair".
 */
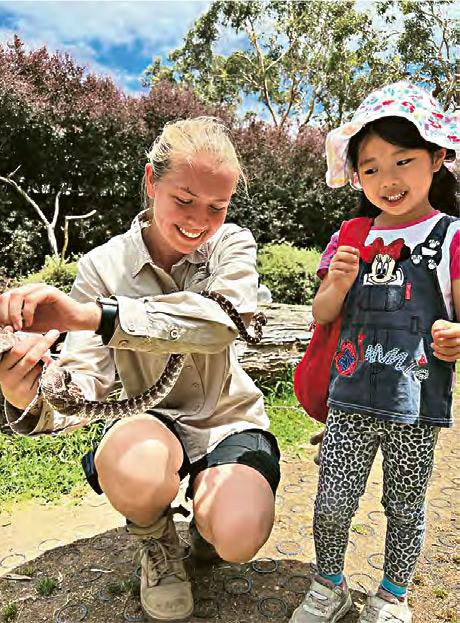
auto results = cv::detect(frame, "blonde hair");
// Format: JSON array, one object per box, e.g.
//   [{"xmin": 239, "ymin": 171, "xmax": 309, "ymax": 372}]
[{"xmin": 143, "ymin": 117, "xmax": 246, "ymax": 207}]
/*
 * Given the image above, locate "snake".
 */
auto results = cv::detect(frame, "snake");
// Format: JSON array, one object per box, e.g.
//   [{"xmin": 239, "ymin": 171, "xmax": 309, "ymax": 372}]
[{"xmin": 0, "ymin": 291, "xmax": 266, "ymax": 423}]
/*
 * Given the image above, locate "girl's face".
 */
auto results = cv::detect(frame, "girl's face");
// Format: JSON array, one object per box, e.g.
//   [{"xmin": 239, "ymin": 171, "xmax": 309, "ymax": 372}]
[
  {"xmin": 145, "ymin": 153, "xmax": 236, "ymax": 261},
  {"xmin": 356, "ymin": 133, "xmax": 446, "ymax": 225}
]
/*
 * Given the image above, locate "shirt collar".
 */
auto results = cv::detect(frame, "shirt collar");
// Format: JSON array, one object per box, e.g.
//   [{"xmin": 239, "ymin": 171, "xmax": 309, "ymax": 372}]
[{"xmin": 128, "ymin": 210, "xmax": 214, "ymax": 277}]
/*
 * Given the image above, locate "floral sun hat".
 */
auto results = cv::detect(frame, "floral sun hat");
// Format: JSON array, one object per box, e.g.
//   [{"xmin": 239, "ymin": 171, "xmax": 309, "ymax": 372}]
[{"xmin": 326, "ymin": 80, "xmax": 459, "ymax": 188}]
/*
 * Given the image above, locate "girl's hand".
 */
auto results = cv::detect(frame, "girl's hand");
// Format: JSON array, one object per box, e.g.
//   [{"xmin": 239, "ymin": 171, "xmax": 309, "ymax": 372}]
[
  {"xmin": 328, "ymin": 246, "xmax": 360, "ymax": 294},
  {"xmin": 0, "ymin": 329, "xmax": 60, "ymax": 410},
  {"xmin": 431, "ymin": 319, "xmax": 460, "ymax": 362},
  {"xmin": 0, "ymin": 284, "xmax": 101, "ymax": 334},
  {"xmin": 310, "ymin": 430, "xmax": 324, "ymax": 466}
]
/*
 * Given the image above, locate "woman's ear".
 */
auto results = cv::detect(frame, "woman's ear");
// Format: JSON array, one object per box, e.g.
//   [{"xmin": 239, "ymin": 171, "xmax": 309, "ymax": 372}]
[
  {"xmin": 145, "ymin": 163, "xmax": 155, "ymax": 198},
  {"xmin": 432, "ymin": 148, "xmax": 447, "ymax": 173}
]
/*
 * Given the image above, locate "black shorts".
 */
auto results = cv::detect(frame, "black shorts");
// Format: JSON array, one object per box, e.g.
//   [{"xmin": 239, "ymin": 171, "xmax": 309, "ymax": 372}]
[{"xmin": 81, "ymin": 412, "xmax": 281, "ymax": 499}]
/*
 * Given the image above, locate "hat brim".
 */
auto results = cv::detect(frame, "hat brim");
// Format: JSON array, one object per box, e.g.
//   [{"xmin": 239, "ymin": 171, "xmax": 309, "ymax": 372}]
[{"xmin": 326, "ymin": 110, "xmax": 459, "ymax": 189}]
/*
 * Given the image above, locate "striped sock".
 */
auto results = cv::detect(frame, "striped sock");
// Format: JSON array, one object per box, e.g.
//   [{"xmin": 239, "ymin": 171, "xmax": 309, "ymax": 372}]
[
  {"xmin": 380, "ymin": 576, "xmax": 407, "ymax": 599},
  {"xmin": 322, "ymin": 572, "xmax": 344, "ymax": 586}
]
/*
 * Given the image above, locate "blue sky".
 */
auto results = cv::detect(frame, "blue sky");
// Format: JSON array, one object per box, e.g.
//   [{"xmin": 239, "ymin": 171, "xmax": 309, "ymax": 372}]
[{"xmin": 0, "ymin": 0, "xmax": 215, "ymax": 94}]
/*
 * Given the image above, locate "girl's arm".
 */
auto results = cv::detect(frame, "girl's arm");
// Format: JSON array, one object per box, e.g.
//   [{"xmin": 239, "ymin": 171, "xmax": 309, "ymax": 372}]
[
  {"xmin": 454, "ymin": 278, "xmax": 460, "ymax": 322},
  {"xmin": 312, "ymin": 245, "xmax": 360, "ymax": 324},
  {"xmin": 431, "ymin": 278, "xmax": 460, "ymax": 362}
]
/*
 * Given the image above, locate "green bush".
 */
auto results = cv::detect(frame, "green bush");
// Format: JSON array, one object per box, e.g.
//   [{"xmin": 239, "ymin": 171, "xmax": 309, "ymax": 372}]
[
  {"xmin": 257, "ymin": 243, "xmax": 321, "ymax": 305},
  {"xmin": 19, "ymin": 255, "xmax": 78, "ymax": 293}
]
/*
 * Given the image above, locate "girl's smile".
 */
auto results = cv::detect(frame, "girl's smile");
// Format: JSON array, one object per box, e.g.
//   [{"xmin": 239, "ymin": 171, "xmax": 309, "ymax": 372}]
[
  {"xmin": 381, "ymin": 190, "xmax": 407, "ymax": 206},
  {"xmin": 357, "ymin": 133, "xmax": 446, "ymax": 226}
]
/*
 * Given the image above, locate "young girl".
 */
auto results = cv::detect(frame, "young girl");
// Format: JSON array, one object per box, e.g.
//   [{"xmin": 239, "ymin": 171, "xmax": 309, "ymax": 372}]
[
  {"xmin": 290, "ymin": 82, "xmax": 459, "ymax": 623},
  {"xmin": 0, "ymin": 117, "xmax": 280, "ymax": 623}
]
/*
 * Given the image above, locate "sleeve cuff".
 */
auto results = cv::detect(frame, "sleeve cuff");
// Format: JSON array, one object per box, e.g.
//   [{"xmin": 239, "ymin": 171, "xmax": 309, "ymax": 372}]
[{"xmin": 4, "ymin": 395, "xmax": 54, "ymax": 435}]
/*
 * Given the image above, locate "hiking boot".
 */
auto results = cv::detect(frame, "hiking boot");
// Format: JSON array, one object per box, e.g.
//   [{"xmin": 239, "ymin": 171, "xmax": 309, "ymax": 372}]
[
  {"xmin": 289, "ymin": 576, "xmax": 352, "ymax": 623},
  {"xmin": 128, "ymin": 508, "xmax": 193, "ymax": 622},
  {"xmin": 358, "ymin": 590, "xmax": 412, "ymax": 623},
  {"xmin": 189, "ymin": 518, "xmax": 222, "ymax": 564}
]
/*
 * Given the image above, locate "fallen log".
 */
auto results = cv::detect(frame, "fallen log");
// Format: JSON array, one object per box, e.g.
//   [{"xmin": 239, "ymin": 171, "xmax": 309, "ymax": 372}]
[{"xmin": 237, "ymin": 303, "xmax": 313, "ymax": 380}]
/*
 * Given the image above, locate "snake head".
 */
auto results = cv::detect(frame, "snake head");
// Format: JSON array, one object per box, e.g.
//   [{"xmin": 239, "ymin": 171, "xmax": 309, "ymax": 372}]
[{"xmin": 41, "ymin": 364, "xmax": 85, "ymax": 409}]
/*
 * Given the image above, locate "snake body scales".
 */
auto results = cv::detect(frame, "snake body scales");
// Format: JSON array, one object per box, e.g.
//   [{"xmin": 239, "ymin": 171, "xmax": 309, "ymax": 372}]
[{"xmin": 0, "ymin": 291, "xmax": 266, "ymax": 423}]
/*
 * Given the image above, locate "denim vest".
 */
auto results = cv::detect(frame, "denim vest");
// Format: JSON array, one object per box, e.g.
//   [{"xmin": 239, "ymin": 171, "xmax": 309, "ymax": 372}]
[{"xmin": 328, "ymin": 215, "xmax": 457, "ymax": 428}]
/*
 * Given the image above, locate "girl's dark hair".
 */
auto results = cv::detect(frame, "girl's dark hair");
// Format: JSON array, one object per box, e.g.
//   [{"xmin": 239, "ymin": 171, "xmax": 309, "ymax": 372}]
[{"xmin": 347, "ymin": 116, "xmax": 459, "ymax": 217}]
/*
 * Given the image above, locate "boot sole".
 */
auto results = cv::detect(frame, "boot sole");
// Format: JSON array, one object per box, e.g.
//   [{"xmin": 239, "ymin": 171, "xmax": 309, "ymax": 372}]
[{"xmin": 141, "ymin": 599, "xmax": 194, "ymax": 623}]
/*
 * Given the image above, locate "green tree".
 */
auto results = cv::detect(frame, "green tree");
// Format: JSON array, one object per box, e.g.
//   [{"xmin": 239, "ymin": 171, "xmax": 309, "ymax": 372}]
[
  {"xmin": 376, "ymin": 0, "xmax": 455, "ymax": 110},
  {"xmin": 0, "ymin": 37, "xmax": 226, "ymax": 276},
  {"xmin": 145, "ymin": 0, "xmax": 455, "ymax": 127}
]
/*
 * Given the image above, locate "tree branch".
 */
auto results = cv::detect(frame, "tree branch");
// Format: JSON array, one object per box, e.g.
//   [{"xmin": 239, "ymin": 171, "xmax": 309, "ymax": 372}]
[
  {"xmin": 246, "ymin": 17, "xmax": 280, "ymax": 126},
  {"xmin": 0, "ymin": 173, "xmax": 59, "ymax": 257},
  {"xmin": 60, "ymin": 210, "xmax": 96, "ymax": 264}
]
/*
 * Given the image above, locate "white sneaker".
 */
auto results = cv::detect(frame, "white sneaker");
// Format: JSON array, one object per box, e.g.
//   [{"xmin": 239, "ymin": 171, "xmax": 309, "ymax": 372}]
[
  {"xmin": 358, "ymin": 592, "xmax": 412, "ymax": 623},
  {"xmin": 289, "ymin": 577, "xmax": 352, "ymax": 623}
]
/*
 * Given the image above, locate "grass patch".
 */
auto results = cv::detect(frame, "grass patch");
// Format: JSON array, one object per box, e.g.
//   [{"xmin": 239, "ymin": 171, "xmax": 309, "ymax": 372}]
[
  {"xmin": 432, "ymin": 586, "xmax": 448, "ymax": 599},
  {"xmin": 36, "ymin": 577, "xmax": 59, "ymax": 597},
  {"xmin": 0, "ymin": 421, "xmax": 104, "ymax": 504},
  {"xmin": 1, "ymin": 363, "xmax": 456, "ymax": 505},
  {"xmin": 2, "ymin": 603, "xmax": 18, "ymax": 622},
  {"xmin": 106, "ymin": 581, "xmax": 128, "ymax": 596},
  {"xmin": 265, "ymin": 373, "xmax": 322, "ymax": 455}
]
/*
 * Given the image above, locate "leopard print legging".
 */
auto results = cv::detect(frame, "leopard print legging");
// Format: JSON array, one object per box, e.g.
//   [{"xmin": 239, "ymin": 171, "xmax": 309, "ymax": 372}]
[{"xmin": 313, "ymin": 409, "xmax": 438, "ymax": 585}]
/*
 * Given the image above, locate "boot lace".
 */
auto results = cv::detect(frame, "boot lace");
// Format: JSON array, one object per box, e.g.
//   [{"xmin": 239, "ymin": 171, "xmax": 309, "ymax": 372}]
[{"xmin": 135, "ymin": 505, "xmax": 190, "ymax": 587}]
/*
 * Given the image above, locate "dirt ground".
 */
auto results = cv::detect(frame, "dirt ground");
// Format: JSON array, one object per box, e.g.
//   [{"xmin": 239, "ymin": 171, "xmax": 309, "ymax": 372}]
[{"xmin": 0, "ymin": 427, "xmax": 458, "ymax": 623}]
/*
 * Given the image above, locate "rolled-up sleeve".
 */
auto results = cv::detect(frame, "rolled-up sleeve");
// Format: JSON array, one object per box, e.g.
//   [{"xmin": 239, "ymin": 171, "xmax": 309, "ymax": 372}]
[{"xmin": 110, "ymin": 291, "xmax": 238, "ymax": 353}]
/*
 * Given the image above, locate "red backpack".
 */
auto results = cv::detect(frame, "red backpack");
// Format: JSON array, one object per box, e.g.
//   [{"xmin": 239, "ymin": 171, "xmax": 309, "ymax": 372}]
[{"xmin": 293, "ymin": 217, "xmax": 372, "ymax": 422}]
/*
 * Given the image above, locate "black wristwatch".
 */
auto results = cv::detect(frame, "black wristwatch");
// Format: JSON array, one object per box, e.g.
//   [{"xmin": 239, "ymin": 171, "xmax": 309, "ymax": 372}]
[{"xmin": 95, "ymin": 297, "xmax": 119, "ymax": 345}]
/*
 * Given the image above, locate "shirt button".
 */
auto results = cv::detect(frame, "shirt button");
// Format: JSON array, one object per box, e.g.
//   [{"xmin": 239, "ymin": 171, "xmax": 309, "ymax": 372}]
[
  {"xmin": 169, "ymin": 328, "xmax": 179, "ymax": 340},
  {"xmin": 119, "ymin": 340, "xmax": 129, "ymax": 347},
  {"xmin": 192, "ymin": 383, "xmax": 200, "ymax": 390},
  {"xmin": 128, "ymin": 323, "xmax": 135, "ymax": 331}
]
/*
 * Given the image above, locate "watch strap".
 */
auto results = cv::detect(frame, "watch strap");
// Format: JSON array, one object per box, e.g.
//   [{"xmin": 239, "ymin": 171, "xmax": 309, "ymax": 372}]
[{"xmin": 95, "ymin": 297, "xmax": 119, "ymax": 345}]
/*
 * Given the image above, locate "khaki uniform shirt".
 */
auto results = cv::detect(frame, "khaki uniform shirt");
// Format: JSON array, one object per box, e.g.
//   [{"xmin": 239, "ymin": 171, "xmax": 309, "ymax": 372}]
[{"xmin": 6, "ymin": 212, "xmax": 268, "ymax": 461}]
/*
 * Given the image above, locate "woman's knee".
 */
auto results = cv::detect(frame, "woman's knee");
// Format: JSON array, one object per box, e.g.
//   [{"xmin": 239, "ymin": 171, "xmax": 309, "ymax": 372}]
[
  {"xmin": 94, "ymin": 416, "xmax": 183, "ymax": 509},
  {"xmin": 205, "ymin": 507, "xmax": 274, "ymax": 563}
]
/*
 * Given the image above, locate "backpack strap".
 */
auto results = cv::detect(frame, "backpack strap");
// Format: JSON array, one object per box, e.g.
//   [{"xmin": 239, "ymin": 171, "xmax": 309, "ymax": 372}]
[{"xmin": 338, "ymin": 216, "xmax": 373, "ymax": 248}]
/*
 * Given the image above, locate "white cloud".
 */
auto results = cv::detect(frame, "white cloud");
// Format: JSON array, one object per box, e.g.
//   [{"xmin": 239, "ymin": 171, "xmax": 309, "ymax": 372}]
[{"xmin": 0, "ymin": 0, "xmax": 212, "ymax": 92}]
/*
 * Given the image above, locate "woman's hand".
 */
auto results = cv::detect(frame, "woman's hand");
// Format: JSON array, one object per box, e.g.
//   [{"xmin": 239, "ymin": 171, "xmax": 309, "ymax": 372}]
[
  {"xmin": 0, "ymin": 329, "xmax": 60, "ymax": 410},
  {"xmin": 328, "ymin": 245, "xmax": 360, "ymax": 294},
  {"xmin": 431, "ymin": 319, "xmax": 460, "ymax": 362},
  {"xmin": 0, "ymin": 284, "xmax": 101, "ymax": 334}
]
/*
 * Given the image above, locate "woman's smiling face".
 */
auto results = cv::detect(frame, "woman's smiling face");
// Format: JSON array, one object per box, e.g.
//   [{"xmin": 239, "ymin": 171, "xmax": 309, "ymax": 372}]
[{"xmin": 145, "ymin": 153, "xmax": 236, "ymax": 262}]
